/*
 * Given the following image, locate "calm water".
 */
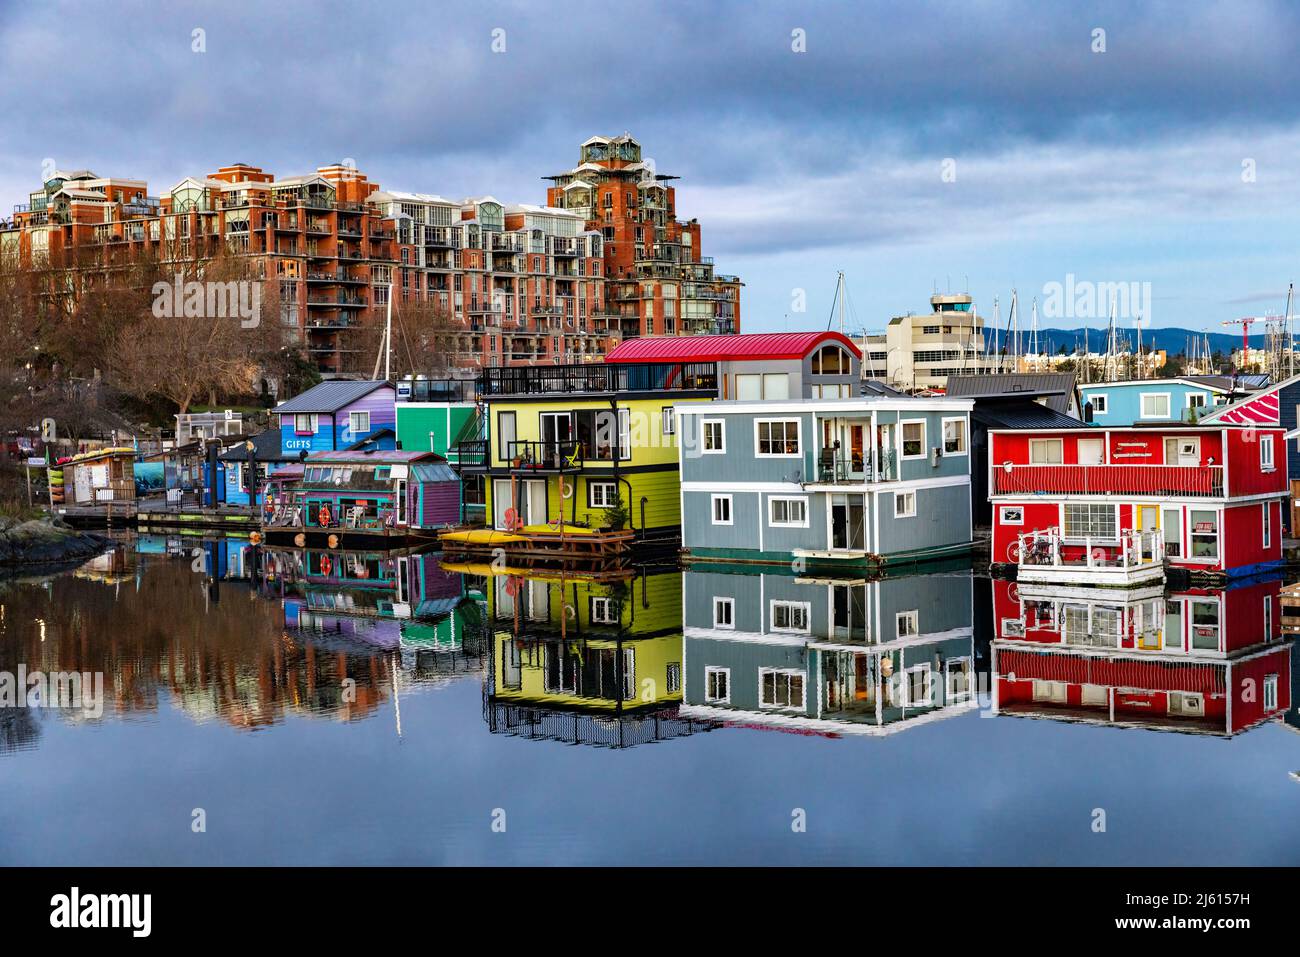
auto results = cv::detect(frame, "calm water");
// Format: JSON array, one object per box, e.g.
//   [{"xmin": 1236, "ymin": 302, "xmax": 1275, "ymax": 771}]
[{"xmin": 1, "ymin": 535, "xmax": 1298, "ymax": 866}]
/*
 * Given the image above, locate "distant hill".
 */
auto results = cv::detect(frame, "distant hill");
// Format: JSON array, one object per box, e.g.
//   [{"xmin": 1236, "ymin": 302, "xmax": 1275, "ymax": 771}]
[{"xmin": 1008, "ymin": 327, "xmax": 1263, "ymax": 356}]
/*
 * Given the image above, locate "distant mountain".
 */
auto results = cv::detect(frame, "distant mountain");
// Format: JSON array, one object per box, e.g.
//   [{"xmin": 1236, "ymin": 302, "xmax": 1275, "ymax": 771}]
[{"xmin": 1006, "ymin": 327, "xmax": 1264, "ymax": 356}]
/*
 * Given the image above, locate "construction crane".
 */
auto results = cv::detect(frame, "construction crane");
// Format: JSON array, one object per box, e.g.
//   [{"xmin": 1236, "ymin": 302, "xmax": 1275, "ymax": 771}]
[{"xmin": 1222, "ymin": 316, "xmax": 1262, "ymax": 363}]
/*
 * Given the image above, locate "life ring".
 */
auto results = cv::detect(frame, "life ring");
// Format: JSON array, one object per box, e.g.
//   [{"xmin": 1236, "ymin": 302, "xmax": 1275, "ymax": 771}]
[
  {"xmin": 294, "ymin": 533, "xmax": 306, "ymax": 548},
  {"xmin": 249, "ymin": 531, "xmax": 263, "ymax": 546},
  {"xmin": 560, "ymin": 478, "xmax": 573, "ymax": 499},
  {"xmin": 328, "ymin": 534, "xmax": 340, "ymax": 549},
  {"xmin": 318, "ymin": 505, "xmax": 332, "ymax": 527},
  {"xmin": 320, "ymin": 555, "xmax": 332, "ymax": 576},
  {"xmin": 1090, "ymin": 546, "xmax": 1107, "ymax": 564},
  {"xmin": 1007, "ymin": 540, "xmax": 1022, "ymax": 563},
  {"xmin": 503, "ymin": 507, "xmax": 520, "ymax": 530},
  {"xmin": 1007, "ymin": 582, "xmax": 1020, "ymax": 603}
]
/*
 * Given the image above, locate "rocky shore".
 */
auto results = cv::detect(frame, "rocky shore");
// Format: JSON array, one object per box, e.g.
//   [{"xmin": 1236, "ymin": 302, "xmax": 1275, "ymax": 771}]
[{"xmin": 0, "ymin": 515, "xmax": 112, "ymax": 567}]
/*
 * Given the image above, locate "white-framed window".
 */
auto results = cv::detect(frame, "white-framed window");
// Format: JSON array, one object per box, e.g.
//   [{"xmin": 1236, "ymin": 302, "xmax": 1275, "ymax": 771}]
[
  {"xmin": 1187, "ymin": 392, "xmax": 1207, "ymax": 410},
  {"xmin": 894, "ymin": 490, "xmax": 916, "ymax": 518},
  {"xmin": 661, "ymin": 407, "xmax": 676, "ymax": 435},
  {"xmin": 896, "ymin": 609, "xmax": 919, "ymax": 638},
  {"xmin": 901, "ymin": 420, "xmax": 926, "ymax": 458},
  {"xmin": 701, "ymin": 419, "xmax": 725, "ymax": 453},
  {"xmin": 705, "ymin": 666, "xmax": 730, "ymax": 703},
  {"xmin": 1140, "ymin": 393, "xmax": 1171, "ymax": 419},
  {"xmin": 759, "ymin": 668, "xmax": 806, "ymax": 710},
  {"xmin": 942, "ymin": 417, "xmax": 967, "ymax": 455},
  {"xmin": 292, "ymin": 412, "xmax": 318, "ymax": 434},
  {"xmin": 1000, "ymin": 505, "xmax": 1024, "ymax": 525},
  {"xmin": 713, "ymin": 597, "xmax": 735, "ymax": 629},
  {"xmin": 770, "ymin": 600, "xmax": 811, "ymax": 633},
  {"xmin": 1261, "ymin": 433, "xmax": 1275, "ymax": 470},
  {"xmin": 1088, "ymin": 393, "xmax": 1108, "ymax": 414},
  {"xmin": 589, "ymin": 480, "xmax": 617, "ymax": 508},
  {"xmin": 711, "ymin": 493, "xmax": 733, "ymax": 525},
  {"xmin": 1264, "ymin": 595, "xmax": 1274, "ymax": 641},
  {"xmin": 1189, "ymin": 509, "xmax": 1219, "ymax": 560},
  {"xmin": 902, "ymin": 664, "xmax": 933, "ymax": 706},
  {"xmin": 1264, "ymin": 673, "xmax": 1279, "ymax": 711},
  {"xmin": 1264, "ymin": 502, "xmax": 1273, "ymax": 549},
  {"xmin": 666, "ymin": 662, "xmax": 681, "ymax": 694},
  {"xmin": 1029, "ymin": 438, "xmax": 1063, "ymax": 464},
  {"xmin": 348, "ymin": 410, "xmax": 370, "ymax": 435},
  {"xmin": 496, "ymin": 410, "xmax": 516, "ymax": 460},
  {"xmin": 769, "ymin": 496, "xmax": 808, "ymax": 527},
  {"xmin": 590, "ymin": 596, "xmax": 618, "ymax": 624},
  {"xmin": 1062, "ymin": 503, "xmax": 1117, "ymax": 540},
  {"xmin": 946, "ymin": 657, "xmax": 973, "ymax": 702},
  {"xmin": 755, "ymin": 419, "xmax": 801, "ymax": 457}
]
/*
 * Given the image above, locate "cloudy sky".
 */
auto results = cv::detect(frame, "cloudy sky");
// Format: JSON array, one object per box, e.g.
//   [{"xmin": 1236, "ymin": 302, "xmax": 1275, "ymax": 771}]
[{"xmin": 2, "ymin": 0, "xmax": 1298, "ymax": 335}]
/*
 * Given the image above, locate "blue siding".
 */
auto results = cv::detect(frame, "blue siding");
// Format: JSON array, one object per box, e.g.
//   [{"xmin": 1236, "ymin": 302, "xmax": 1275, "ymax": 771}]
[{"xmin": 1080, "ymin": 381, "xmax": 1225, "ymax": 426}]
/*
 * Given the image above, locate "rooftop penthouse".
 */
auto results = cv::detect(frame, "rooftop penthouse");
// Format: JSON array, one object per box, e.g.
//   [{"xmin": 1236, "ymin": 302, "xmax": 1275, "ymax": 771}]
[{"xmin": 476, "ymin": 361, "xmax": 718, "ymax": 398}]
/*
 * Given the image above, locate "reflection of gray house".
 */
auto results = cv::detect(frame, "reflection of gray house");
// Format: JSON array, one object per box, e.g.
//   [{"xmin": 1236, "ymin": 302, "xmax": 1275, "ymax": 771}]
[{"xmin": 679, "ymin": 567, "xmax": 976, "ymax": 734}]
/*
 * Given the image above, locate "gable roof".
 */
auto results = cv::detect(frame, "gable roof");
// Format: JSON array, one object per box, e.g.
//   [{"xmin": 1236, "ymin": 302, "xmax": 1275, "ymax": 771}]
[
  {"xmin": 1199, "ymin": 371, "xmax": 1298, "ymax": 425},
  {"xmin": 604, "ymin": 332, "xmax": 861, "ymax": 364},
  {"xmin": 945, "ymin": 373, "xmax": 1078, "ymax": 415},
  {"xmin": 1078, "ymin": 376, "xmax": 1232, "ymax": 394},
  {"xmin": 969, "ymin": 399, "xmax": 1086, "ymax": 430},
  {"xmin": 218, "ymin": 429, "xmax": 292, "ymax": 462},
  {"xmin": 274, "ymin": 380, "xmax": 392, "ymax": 414}
]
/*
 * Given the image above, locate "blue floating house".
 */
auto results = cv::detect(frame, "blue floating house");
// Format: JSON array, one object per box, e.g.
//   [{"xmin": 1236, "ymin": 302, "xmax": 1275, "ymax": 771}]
[
  {"xmin": 1077, "ymin": 377, "xmax": 1253, "ymax": 426},
  {"xmin": 274, "ymin": 380, "xmax": 397, "ymax": 456}
]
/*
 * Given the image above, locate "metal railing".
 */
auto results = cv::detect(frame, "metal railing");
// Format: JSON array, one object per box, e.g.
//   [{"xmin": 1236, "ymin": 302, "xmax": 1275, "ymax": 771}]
[
  {"xmin": 505, "ymin": 440, "xmax": 584, "ymax": 472},
  {"xmin": 478, "ymin": 361, "xmax": 718, "ymax": 396},
  {"xmin": 815, "ymin": 449, "xmax": 899, "ymax": 483},
  {"xmin": 994, "ymin": 464, "xmax": 1223, "ymax": 498},
  {"xmin": 1011, "ymin": 527, "xmax": 1165, "ymax": 569}
]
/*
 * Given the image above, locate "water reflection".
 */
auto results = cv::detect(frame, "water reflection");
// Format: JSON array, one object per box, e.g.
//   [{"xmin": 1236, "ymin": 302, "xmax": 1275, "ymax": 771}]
[{"xmin": 0, "ymin": 539, "xmax": 1295, "ymax": 755}]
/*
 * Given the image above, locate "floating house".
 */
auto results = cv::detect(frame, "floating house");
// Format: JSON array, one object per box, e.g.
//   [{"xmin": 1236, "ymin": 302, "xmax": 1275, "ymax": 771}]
[
  {"xmin": 262, "ymin": 449, "xmax": 459, "ymax": 540},
  {"xmin": 443, "ymin": 360, "xmax": 719, "ymax": 563},
  {"xmin": 990, "ymin": 422, "xmax": 1287, "ymax": 584},
  {"xmin": 218, "ymin": 429, "xmax": 297, "ymax": 507},
  {"xmin": 676, "ymin": 396, "xmax": 975, "ymax": 568},
  {"xmin": 274, "ymin": 380, "xmax": 397, "ymax": 455},
  {"xmin": 680, "ymin": 567, "xmax": 976, "ymax": 735},
  {"xmin": 1076, "ymin": 377, "xmax": 1245, "ymax": 426},
  {"xmin": 49, "ymin": 447, "xmax": 136, "ymax": 507},
  {"xmin": 393, "ymin": 377, "xmax": 485, "ymax": 523},
  {"xmin": 991, "ymin": 577, "xmax": 1291, "ymax": 735}
]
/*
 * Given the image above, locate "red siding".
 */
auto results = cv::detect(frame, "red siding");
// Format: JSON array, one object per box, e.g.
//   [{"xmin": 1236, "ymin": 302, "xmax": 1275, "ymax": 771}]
[
  {"xmin": 1224, "ymin": 429, "xmax": 1288, "ymax": 496},
  {"xmin": 1230, "ymin": 646, "xmax": 1291, "ymax": 732}
]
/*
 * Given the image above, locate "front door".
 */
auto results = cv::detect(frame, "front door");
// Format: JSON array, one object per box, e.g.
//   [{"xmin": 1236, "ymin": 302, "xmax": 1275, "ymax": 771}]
[
  {"xmin": 848, "ymin": 425, "xmax": 865, "ymax": 477},
  {"xmin": 1078, "ymin": 438, "xmax": 1104, "ymax": 465},
  {"xmin": 831, "ymin": 493, "xmax": 866, "ymax": 551},
  {"xmin": 876, "ymin": 424, "xmax": 896, "ymax": 480},
  {"xmin": 1136, "ymin": 505, "xmax": 1159, "ymax": 561},
  {"xmin": 493, "ymin": 479, "xmax": 514, "ymax": 530},
  {"xmin": 394, "ymin": 479, "xmax": 408, "ymax": 525},
  {"xmin": 524, "ymin": 480, "xmax": 547, "ymax": 526}
]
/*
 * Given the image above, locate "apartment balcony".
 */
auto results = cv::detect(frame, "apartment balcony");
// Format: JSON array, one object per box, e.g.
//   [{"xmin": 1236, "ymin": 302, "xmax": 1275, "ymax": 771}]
[
  {"xmin": 1009, "ymin": 527, "xmax": 1166, "ymax": 587},
  {"xmin": 306, "ymin": 313, "xmax": 357, "ymax": 329},
  {"xmin": 307, "ymin": 292, "xmax": 366, "ymax": 307},
  {"xmin": 813, "ymin": 448, "xmax": 901, "ymax": 484},
  {"xmin": 994, "ymin": 464, "xmax": 1224, "ymax": 498},
  {"xmin": 505, "ymin": 440, "xmax": 585, "ymax": 473}
]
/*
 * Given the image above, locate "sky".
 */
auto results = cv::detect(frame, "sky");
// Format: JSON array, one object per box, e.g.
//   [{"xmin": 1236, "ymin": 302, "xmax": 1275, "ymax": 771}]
[{"xmin": 2, "ymin": 0, "xmax": 1299, "ymax": 335}]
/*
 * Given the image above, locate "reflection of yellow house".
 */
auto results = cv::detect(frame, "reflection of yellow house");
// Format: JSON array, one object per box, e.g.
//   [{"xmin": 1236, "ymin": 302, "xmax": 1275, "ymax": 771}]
[{"xmin": 481, "ymin": 567, "xmax": 684, "ymax": 713}]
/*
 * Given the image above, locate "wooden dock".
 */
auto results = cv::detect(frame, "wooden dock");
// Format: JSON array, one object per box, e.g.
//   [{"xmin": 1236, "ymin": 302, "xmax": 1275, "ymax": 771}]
[{"xmin": 439, "ymin": 524, "xmax": 638, "ymax": 569}]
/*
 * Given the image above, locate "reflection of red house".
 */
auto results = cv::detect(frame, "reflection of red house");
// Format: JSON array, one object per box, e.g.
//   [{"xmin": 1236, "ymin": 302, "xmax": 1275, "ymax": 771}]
[
  {"xmin": 991, "ymin": 578, "xmax": 1291, "ymax": 735},
  {"xmin": 990, "ymin": 424, "xmax": 1286, "ymax": 579}
]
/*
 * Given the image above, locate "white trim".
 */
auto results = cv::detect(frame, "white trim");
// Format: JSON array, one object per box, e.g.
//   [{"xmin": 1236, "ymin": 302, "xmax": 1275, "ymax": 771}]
[
  {"xmin": 896, "ymin": 609, "xmax": 919, "ymax": 639},
  {"xmin": 753, "ymin": 417, "xmax": 803, "ymax": 459},
  {"xmin": 758, "ymin": 667, "xmax": 807, "ymax": 712},
  {"xmin": 899, "ymin": 417, "xmax": 927, "ymax": 460},
  {"xmin": 768, "ymin": 495, "xmax": 810, "ymax": 528},
  {"xmin": 769, "ymin": 599, "xmax": 812, "ymax": 633},
  {"xmin": 941, "ymin": 415, "xmax": 969, "ymax": 456},
  {"xmin": 1139, "ymin": 391, "xmax": 1172, "ymax": 419},
  {"xmin": 704, "ymin": 666, "xmax": 731, "ymax": 704},
  {"xmin": 700, "ymin": 418, "xmax": 726, "ymax": 454},
  {"xmin": 710, "ymin": 492, "xmax": 733, "ymax": 525},
  {"xmin": 999, "ymin": 505, "xmax": 1024, "ymax": 525},
  {"xmin": 712, "ymin": 596, "xmax": 735, "ymax": 630},
  {"xmin": 675, "ymin": 398, "xmax": 974, "ymax": 417},
  {"xmin": 893, "ymin": 489, "xmax": 917, "ymax": 518}
]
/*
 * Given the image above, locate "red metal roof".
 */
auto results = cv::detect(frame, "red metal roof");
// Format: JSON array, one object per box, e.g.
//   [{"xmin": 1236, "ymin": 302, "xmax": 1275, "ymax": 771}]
[{"xmin": 603, "ymin": 331, "xmax": 862, "ymax": 364}]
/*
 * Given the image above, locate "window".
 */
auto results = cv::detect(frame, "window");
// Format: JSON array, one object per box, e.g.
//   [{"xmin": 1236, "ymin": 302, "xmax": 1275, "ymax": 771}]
[
  {"xmin": 1187, "ymin": 392, "xmax": 1207, "ymax": 410},
  {"xmin": 739, "ymin": 373, "xmax": 791, "ymax": 400},
  {"xmin": 771, "ymin": 600, "xmax": 810, "ymax": 633},
  {"xmin": 894, "ymin": 490, "xmax": 916, "ymax": 517},
  {"xmin": 1264, "ymin": 502, "xmax": 1273, "ymax": 549},
  {"xmin": 713, "ymin": 597, "xmax": 734, "ymax": 629},
  {"xmin": 590, "ymin": 596, "xmax": 618, "ymax": 624},
  {"xmin": 661, "ymin": 407, "xmax": 676, "ymax": 435},
  {"xmin": 903, "ymin": 665, "xmax": 932, "ymax": 706},
  {"xmin": 1000, "ymin": 505, "xmax": 1024, "ymax": 525},
  {"xmin": 348, "ymin": 411, "xmax": 370, "ymax": 436},
  {"xmin": 1088, "ymin": 393, "xmax": 1108, "ymax": 414},
  {"xmin": 711, "ymin": 493, "xmax": 733, "ymax": 525},
  {"xmin": 293, "ymin": 413, "xmax": 318, "ymax": 434},
  {"xmin": 1264, "ymin": 674, "xmax": 1279, "ymax": 711},
  {"xmin": 702, "ymin": 419, "xmax": 725, "ymax": 453},
  {"xmin": 1062, "ymin": 503, "xmax": 1117, "ymax": 540},
  {"xmin": 760, "ymin": 669, "xmax": 806, "ymax": 710},
  {"xmin": 942, "ymin": 417, "xmax": 967, "ymax": 454},
  {"xmin": 1261, "ymin": 434, "xmax": 1275, "ymax": 470},
  {"xmin": 901, "ymin": 420, "xmax": 926, "ymax": 458},
  {"xmin": 1189, "ymin": 509, "xmax": 1219, "ymax": 559},
  {"xmin": 769, "ymin": 496, "xmax": 808, "ymax": 527},
  {"xmin": 1029, "ymin": 438, "xmax": 1063, "ymax": 464},
  {"xmin": 705, "ymin": 666, "xmax": 730, "ymax": 703},
  {"xmin": 1140, "ymin": 393, "xmax": 1171, "ymax": 418},
  {"xmin": 1264, "ymin": 596, "xmax": 1274, "ymax": 641},
  {"xmin": 811, "ymin": 345, "xmax": 849, "ymax": 374},
  {"xmin": 756, "ymin": 419, "xmax": 801, "ymax": 456},
  {"xmin": 589, "ymin": 481, "xmax": 617, "ymax": 508},
  {"xmin": 896, "ymin": 610, "xmax": 919, "ymax": 638},
  {"xmin": 666, "ymin": 662, "xmax": 681, "ymax": 694},
  {"xmin": 496, "ymin": 411, "xmax": 516, "ymax": 460}
]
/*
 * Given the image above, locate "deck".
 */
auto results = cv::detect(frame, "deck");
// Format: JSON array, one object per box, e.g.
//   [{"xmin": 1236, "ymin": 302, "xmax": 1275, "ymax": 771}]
[{"xmin": 439, "ymin": 524, "xmax": 637, "ymax": 568}]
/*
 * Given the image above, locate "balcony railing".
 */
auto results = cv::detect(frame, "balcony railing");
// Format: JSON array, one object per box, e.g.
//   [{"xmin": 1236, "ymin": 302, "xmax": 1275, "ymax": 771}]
[
  {"xmin": 815, "ymin": 449, "xmax": 899, "ymax": 483},
  {"xmin": 454, "ymin": 439, "xmax": 488, "ymax": 469},
  {"xmin": 477, "ymin": 361, "xmax": 718, "ymax": 396},
  {"xmin": 505, "ymin": 440, "xmax": 584, "ymax": 472},
  {"xmin": 994, "ymin": 464, "xmax": 1224, "ymax": 498},
  {"xmin": 397, "ymin": 378, "xmax": 477, "ymax": 403},
  {"xmin": 1011, "ymin": 527, "xmax": 1164, "ymax": 571}
]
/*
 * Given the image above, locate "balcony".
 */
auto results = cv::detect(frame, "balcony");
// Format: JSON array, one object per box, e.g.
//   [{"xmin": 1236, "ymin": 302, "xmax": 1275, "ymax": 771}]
[
  {"xmin": 1009, "ymin": 527, "xmax": 1166, "ymax": 587},
  {"xmin": 994, "ymin": 464, "xmax": 1224, "ymax": 498},
  {"xmin": 478, "ymin": 361, "xmax": 718, "ymax": 397},
  {"xmin": 505, "ymin": 440, "xmax": 584, "ymax": 473},
  {"xmin": 454, "ymin": 439, "xmax": 489, "ymax": 469},
  {"xmin": 813, "ymin": 448, "xmax": 900, "ymax": 484}
]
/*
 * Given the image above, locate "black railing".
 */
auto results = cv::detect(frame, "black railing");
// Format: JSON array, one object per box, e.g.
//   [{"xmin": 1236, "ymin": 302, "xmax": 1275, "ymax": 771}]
[
  {"xmin": 453, "ymin": 439, "xmax": 488, "ymax": 469},
  {"xmin": 506, "ymin": 440, "xmax": 584, "ymax": 471},
  {"xmin": 398, "ymin": 378, "xmax": 477, "ymax": 403},
  {"xmin": 478, "ymin": 361, "xmax": 718, "ymax": 396}
]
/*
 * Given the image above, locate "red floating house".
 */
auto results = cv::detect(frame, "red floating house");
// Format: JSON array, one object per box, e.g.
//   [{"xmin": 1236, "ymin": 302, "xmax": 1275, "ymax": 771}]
[{"xmin": 989, "ymin": 423, "xmax": 1286, "ymax": 584}]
